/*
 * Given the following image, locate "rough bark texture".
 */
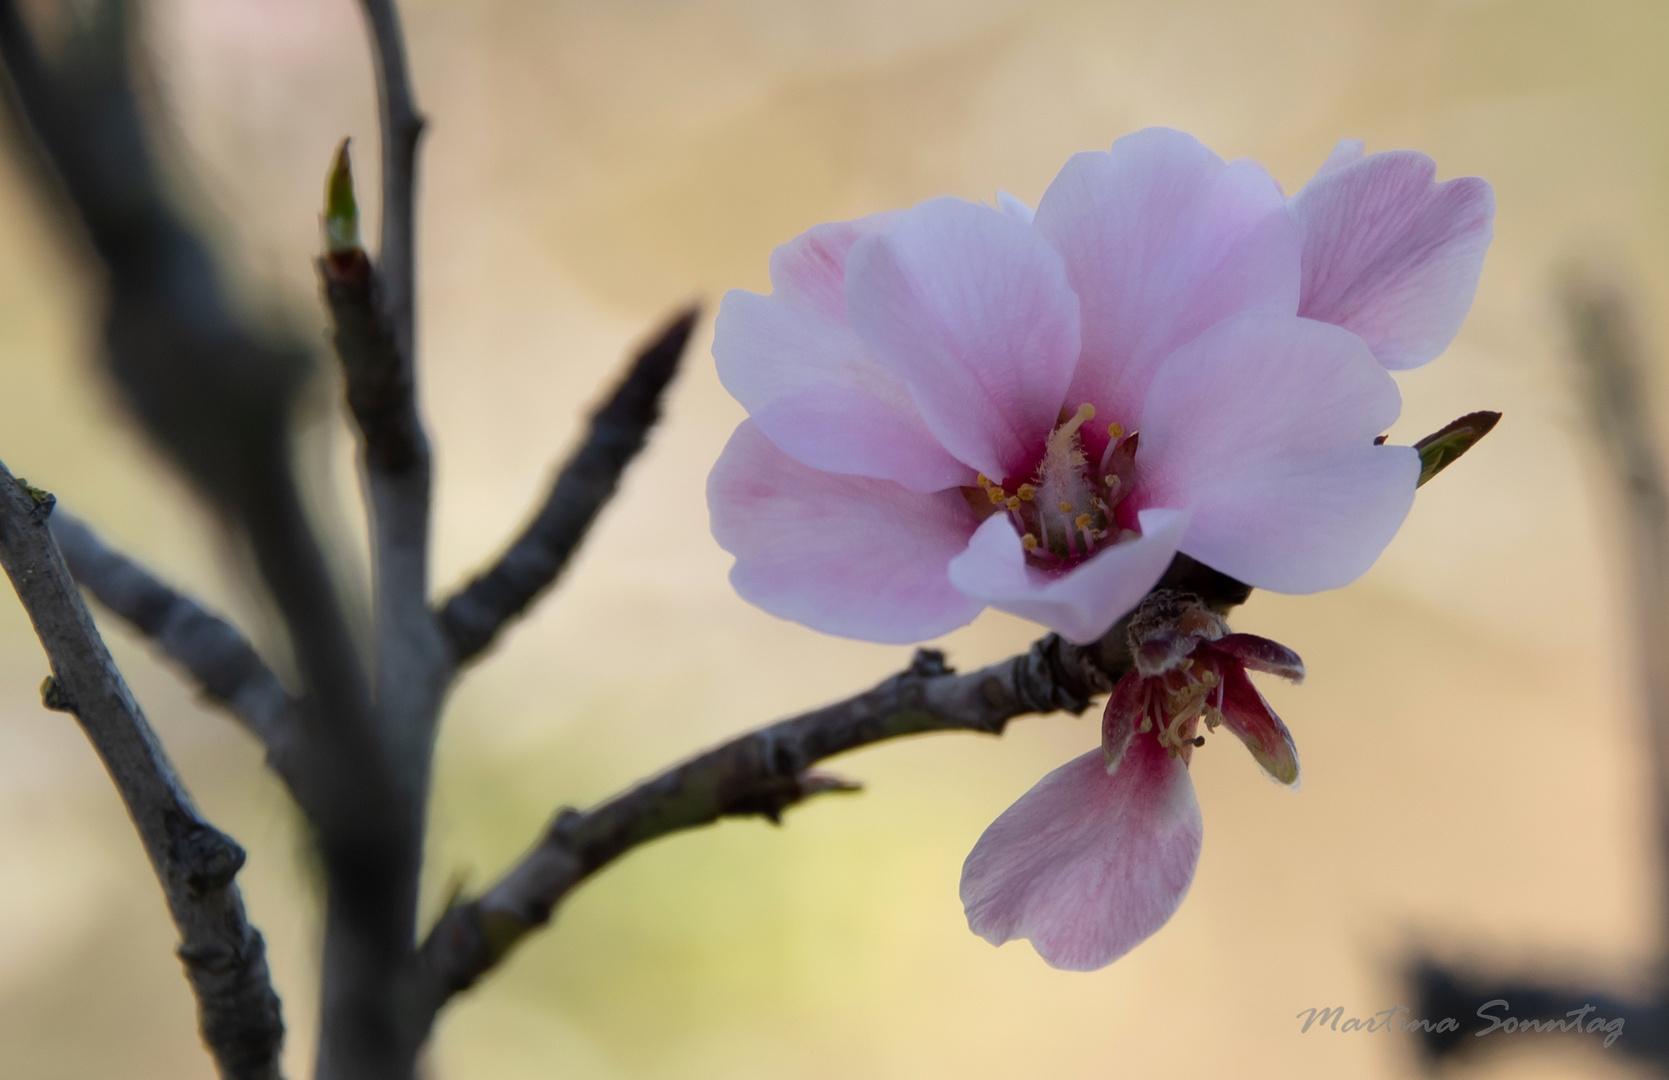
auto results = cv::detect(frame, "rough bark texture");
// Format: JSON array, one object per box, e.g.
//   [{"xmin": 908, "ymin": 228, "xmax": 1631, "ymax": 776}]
[{"xmin": 0, "ymin": 466, "xmax": 285, "ymax": 1080}]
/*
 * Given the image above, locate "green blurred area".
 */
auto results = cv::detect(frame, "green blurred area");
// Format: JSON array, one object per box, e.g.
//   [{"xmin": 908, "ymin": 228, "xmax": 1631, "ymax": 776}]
[{"xmin": 0, "ymin": 0, "xmax": 1664, "ymax": 1076}]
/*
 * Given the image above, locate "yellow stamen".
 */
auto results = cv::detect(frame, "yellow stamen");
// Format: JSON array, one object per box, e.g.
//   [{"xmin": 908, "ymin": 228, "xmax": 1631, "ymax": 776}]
[
  {"xmin": 1107, "ymin": 422, "xmax": 1124, "ymax": 441},
  {"xmin": 987, "ymin": 487, "xmax": 1007, "ymax": 505},
  {"xmin": 1058, "ymin": 500, "xmax": 1074, "ymax": 513},
  {"xmin": 1016, "ymin": 483, "xmax": 1036, "ymax": 501},
  {"xmin": 1021, "ymin": 533, "xmax": 1039, "ymax": 551},
  {"xmin": 1075, "ymin": 513, "xmax": 1091, "ymax": 529},
  {"xmin": 975, "ymin": 474, "xmax": 991, "ymax": 488},
  {"xmin": 1006, "ymin": 496, "xmax": 1021, "ymax": 511}
]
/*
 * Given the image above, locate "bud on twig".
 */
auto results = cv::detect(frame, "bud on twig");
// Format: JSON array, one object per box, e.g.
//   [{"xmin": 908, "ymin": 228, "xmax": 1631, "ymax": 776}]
[
  {"xmin": 1413, "ymin": 410, "xmax": 1502, "ymax": 487},
  {"xmin": 323, "ymin": 138, "xmax": 361, "ymax": 257}
]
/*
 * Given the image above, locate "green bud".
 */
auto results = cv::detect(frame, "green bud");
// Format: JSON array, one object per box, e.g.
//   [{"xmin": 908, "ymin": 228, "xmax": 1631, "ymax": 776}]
[
  {"xmin": 1413, "ymin": 410, "xmax": 1501, "ymax": 487},
  {"xmin": 324, "ymin": 138, "xmax": 360, "ymax": 255}
]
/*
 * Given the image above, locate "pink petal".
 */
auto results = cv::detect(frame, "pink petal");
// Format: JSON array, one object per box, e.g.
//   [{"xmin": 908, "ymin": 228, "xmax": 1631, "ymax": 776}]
[
  {"xmin": 1137, "ymin": 313, "xmax": 1419, "ymax": 594},
  {"xmin": 845, "ymin": 196, "xmax": 1081, "ymax": 481},
  {"xmin": 714, "ymin": 214, "xmax": 971, "ymax": 493},
  {"xmin": 1101, "ymin": 670, "xmax": 1145, "ymax": 772},
  {"xmin": 1209, "ymin": 634, "xmax": 1305, "ymax": 682},
  {"xmin": 995, "ymin": 190, "xmax": 1035, "ymax": 224},
  {"xmin": 1216, "ymin": 663, "xmax": 1300, "ymax": 785},
  {"xmin": 1291, "ymin": 149, "xmax": 1494, "ymax": 370},
  {"xmin": 946, "ymin": 508, "xmax": 1190, "ymax": 645},
  {"xmin": 708, "ymin": 420, "xmax": 982, "ymax": 643},
  {"xmin": 1316, "ymin": 138, "xmax": 1365, "ymax": 176},
  {"xmin": 960, "ymin": 741, "xmax": 1203, "ymax": 971},
  {"xmin": 1032, "ymin": 127, "xmax": 1301, "ymax": 425}
]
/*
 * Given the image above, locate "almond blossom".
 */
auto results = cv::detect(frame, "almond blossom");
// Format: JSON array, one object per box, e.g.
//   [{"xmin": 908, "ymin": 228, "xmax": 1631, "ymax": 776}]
[
  {"xmin": 707, "ymin": 128, "xmax": 1493, "ymax": 969},
  {"xmin": 709, "ymin": 129, "xmax": 1490, "ymax": 646}
]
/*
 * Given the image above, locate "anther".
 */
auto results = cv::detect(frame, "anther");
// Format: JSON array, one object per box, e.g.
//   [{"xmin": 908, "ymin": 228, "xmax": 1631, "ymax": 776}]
[
  {"xmin": 1058, "ymin": 500, "xmax": 1074, "ymax": 513},
  {"xmin": 1016, "ymin": 484, "xmax": 1036, "ymax": 501},
  {"xmin": 1107, "ymin": 422, "xmax": 1124, "ymax": 441},
  {"xmin": 987, "ymin": 487, "xmax": 1007, "ymax": 505},
  {"xmin": 1074, "ymin": 513, "xmax": 1091, "ymax": 530},
  {"xmin": 1006, "ymin": 496, "xmax": 1021, "ymax": 511},
  {"xmin": 976, "ymin": 474, "xmax": 991, "ymax": 488},
  {"xmin": 1021, "ymin": 533, "xmax": 1039, "ymax": 551}
]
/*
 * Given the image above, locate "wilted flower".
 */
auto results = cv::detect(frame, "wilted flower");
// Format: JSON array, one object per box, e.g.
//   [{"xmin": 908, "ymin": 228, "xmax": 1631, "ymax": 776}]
[
  {"xmin": 708, "ymin": 128, "xmax": 1492, "ymax": 646},
  {"xmin": 960, "ymin": 591, "xmax": 1306, "ymax": 970}
]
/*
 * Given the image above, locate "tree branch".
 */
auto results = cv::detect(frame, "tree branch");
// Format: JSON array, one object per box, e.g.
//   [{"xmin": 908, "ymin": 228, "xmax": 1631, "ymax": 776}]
[
  {"xmin": 415, "ymin": 555, "xmax": 1249, "ymax": 1018},
  {"xmin": 0, "ymin": 465, "xmax": 285, "ymax": 1080},
  {"xmin": 437, "ymin": 306, "xmax": 700, "ymax": 666},
  {"xmin": 0, "ymin": 9, "xmax": 418, "ymax": 1078},
  {"xmin": 49, "ymin": 511, "xmax": 295, "ymax": 745}
]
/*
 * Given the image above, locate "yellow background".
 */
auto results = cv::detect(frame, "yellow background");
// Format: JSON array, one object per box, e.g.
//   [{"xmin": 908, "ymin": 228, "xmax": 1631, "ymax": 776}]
[{"xmin": 0, "ymin": 0, "xmax": 1662, "ymax": 1076}]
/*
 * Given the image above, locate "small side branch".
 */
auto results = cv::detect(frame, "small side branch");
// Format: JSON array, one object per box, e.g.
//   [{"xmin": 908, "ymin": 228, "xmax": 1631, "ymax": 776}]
[
  {"xmin": 0, "ymin": 465, "xmax": 285, "ymax": 1080},
  {"xmin": 438, "ymin": 306, "xmax": 700, "ymax": 665},
  {"xmin": 50, "ymin": 511, "xmax": 295, "ymax": 744},
  {"xmin": 416, "ymin": 554, "xmax": 1249, "ymax": 1019}
]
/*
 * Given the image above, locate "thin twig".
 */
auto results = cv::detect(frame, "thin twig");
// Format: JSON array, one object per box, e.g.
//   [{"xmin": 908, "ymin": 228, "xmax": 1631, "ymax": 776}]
[
  {"xmin": 50, "ymin": 511, "xmax": 295, "ymax": 744},
  {"xmin": 438, "ymin": 306, "xmax": 701, "ymax": 666},
  {"xmin": 415, "ymin": 555, "xmax": 1249, "ymax": 1019},
  {"xmin": 0, "ymin": 466, "xmax": 285, "ymax": 1080},
  {"xmin": 326, "ymin": 5, "xmax": 445, "ymax": 739}
]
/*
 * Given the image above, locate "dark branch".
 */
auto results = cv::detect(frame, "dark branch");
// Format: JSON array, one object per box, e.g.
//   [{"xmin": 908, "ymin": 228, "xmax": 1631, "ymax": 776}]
[
  {"xmin": 49, "ymin": 511, "xmax": 295, "ymax": 744},
  {"xmin": 438, "ymin": 306, "xmax": 701, "ymax": 665},
  {"xmin": 357, "ymin": 0, "xmax": 423, "ymax": 366},
  {"xmin": 1409, "ymin": 957, "xmax": 1665, "ymax": 1065},
  {"xmin": 0, "ymin": 466, "xmax": 285, "ymax": 1080},
  {"xmin": 415, "ymin": 554, "xmax": 1248, "ymax": 1019},
  {"xmin": 319, "ymin": 21, "xmax": 446, "ymax": 746}
]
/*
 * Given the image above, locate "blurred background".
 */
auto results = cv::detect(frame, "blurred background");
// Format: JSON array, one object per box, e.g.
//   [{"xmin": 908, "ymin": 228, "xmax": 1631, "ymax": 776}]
[{"xmin": 0, "ymin": 0, "xmax": 1661, "ymax": 1076}]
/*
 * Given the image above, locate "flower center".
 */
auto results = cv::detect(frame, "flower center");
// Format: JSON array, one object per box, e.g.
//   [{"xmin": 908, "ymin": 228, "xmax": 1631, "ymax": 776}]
[
  {"xmin": 1138, "ymin": 658, "xmax": 1223, "ymax": 760},
  {"xmin": 961, "ymin": 402, "xmax": 1140, "ymax": 569}
]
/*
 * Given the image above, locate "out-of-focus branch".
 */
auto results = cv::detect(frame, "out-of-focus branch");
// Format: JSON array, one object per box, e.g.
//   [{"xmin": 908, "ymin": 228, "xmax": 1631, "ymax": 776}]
[
  {"xmin": 358, "ymin": 0, "xmax": 422, "ymax": 365},
  {"xmin": 1565, "ymin": 273, "xmax": 1669, "ymax": 956},
  {"xmin": 1409, "ymin": 957, "xmax": 1664, "ymax": 1065},
  {"xmin": 0, "ymin": 467, "xmax": 285, "ymax": 1080},
  {"xmin": 50, "ymin": 511, "xmax": 295, "ymax": 745},
  {"xmin": 0, "ymin": 9, "xmax": 418, "ymax": 1078},
  {"xmin": 1411, "ymin": 278, "xmax": 1669, "ymax": 1074},
  {"xmin": 437, "ymin": 306, "xmax": 701, "ymax": 666},
  {"xmin": 415, "ymin": 555, "xmax": 1248, "ymax": 1018},
  {"xmin": 316, "ymin": 142, "xmax": 447, "ymax": 760}
]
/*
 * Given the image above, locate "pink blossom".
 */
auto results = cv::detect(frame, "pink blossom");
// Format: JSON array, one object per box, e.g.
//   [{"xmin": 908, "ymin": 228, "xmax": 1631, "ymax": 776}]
[
  {"xmin": 708, "ymin": 129, "xmax": 1492, "ymax": 969},
  {"xmin": 709, "ymin": 129, "xmax": 1491, "ymax": 645}
]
